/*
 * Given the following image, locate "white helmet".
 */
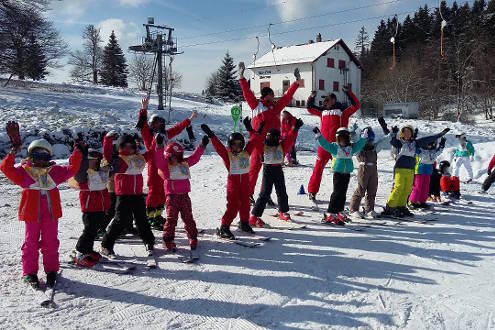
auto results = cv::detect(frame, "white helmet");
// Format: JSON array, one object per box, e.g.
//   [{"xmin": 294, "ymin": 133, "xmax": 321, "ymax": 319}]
[
  {"xmin": 455, "ymin": 132, "xmax": 466, "ymax": 139},
  {"xmin": 149, "ymin": 114, "xmax": 165, "ymax": 125},
  {"xmin": 28, "ymin": 139, "xmax": 53, "ymax": 156}
]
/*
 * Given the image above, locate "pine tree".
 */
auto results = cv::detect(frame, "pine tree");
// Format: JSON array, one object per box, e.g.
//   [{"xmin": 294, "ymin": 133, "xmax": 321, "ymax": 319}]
[
  {"xmin": 354, "ymin": 26, "xmax": 370, "ymax": 57},
  {"xmin": 215, "ymin": 52, "xmax": 241, "ymax": 101},
  {"xmin": 100, "ymin": 31, "xmax": 128, "ymax": 87},
  {"xmin": 25, "ymin": 34, "xmax": 47, "ymax": 80}
]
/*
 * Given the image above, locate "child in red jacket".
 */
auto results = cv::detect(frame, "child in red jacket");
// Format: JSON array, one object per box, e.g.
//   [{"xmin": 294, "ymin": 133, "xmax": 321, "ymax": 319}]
[
  {"xmin": 69, "ymin": 147, "xmax": 111, "ymax": 268},
  {"xmin": 281, "ymin": 111, "xmax": 298, "ymax": 166},
  {"xmin": 136, "ymin": 96, "xmax": 197, "ymax": 230},
  {"xmin": 481, "ymin": 154, "xmax": 495, "ymax": 193},
  {"xmin": 249, "ymin": 119, "xmax": 304, "ymax": 227},
  {"xmin": 100, "ymin": 132, "xmax": 155, "ymax": 258},
  {"xmin": 0, "ymin": 121, "xmax": 82, "ymax": 288},
  {"xmin": 200, "ymin": 118, "xmax": 264, "ymax": 239},
  {"xmin": 154, "ymin": 137, "xmax": 208, "ymax": 251}
]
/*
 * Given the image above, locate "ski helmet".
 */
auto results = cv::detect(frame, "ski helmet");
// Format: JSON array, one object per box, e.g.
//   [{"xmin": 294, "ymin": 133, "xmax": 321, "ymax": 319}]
[
  {"xmin": 265, "ymin": 128, "xmax": 280, "ymax": 147},
  {"xmin": 439, "ymin": 160, "xmax": 451, "ymax": 174},
  {"xmin": 87, "ymin": 148, "xmax": 103, "ymax": 160},
  {"xmin": 149, "ymin": 114, "xmax": 166, "ymax": 125},
  {"xmin": 336, "ymin": 127, "xmax": 351, "ymax": 145},
  {"xmin": 117, "ymin": 134, "xmax": 137, "ymax": 150},
  {"xmin": 456, "ymin": 132, "xmax": 466, "ymax": 141},
  {"xmin": 165, "ymin": 142, "xmax": 184, "ymax": 160},
  {"xmin": 228, "ymin": 132, "xmax": 245, "ymax": 150},
  {"xmin": 28, "ymin": 139, "xmax": 53, "ymax": 157}
]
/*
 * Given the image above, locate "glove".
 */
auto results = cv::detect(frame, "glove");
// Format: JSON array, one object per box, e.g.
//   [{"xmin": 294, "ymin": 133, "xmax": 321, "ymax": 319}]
[
  {"xmin": 6, "ymin": 121, "xmax": 21, "ymax": 148},
  {"xmin": 106, "ymin": 130, "xmax": 118, "ymax": 139},
  {"xmin": 294, "ymin": 68, "xmax": 301, "ymax": 80},
  {"xmin": 155, "ymin": 133, "xmax": 164, "ymax": 147},
  {"xmin": 200, "ymin": 124, "xmax": 214, "ymax": 137},
  {"xmin": 201, "ymin": 135, "xmax": 210, "ymax": 148},
  {"xmin": 442, "ymin": 127, "xmax": 450, "ymax": 135},
  {"xmin": 257, "ymin": 121, "xmax": 265, "ymax": 135},
  {"xmin": 361, "ymin": 128, "xmax": 368, "ymax": 139},
  {"xmin": 136, "ymin": 108, "xmax": 147, "ymax": 129},
  {"xmin": 307, "ymin": 95, "xmax": 315, "ymax": 108},
  {"xmin": 313, "ymin": 127, "xmax": 321, "ymax": 139},
  {"xmin": 488, "ymin": 168, "xmax": 492, "ymax": 176},
  {"xmin": 342, "ymin": 85, "xmax": 350, "ymax": 93},
  {"xmin": 392, "ymin": 126, "xmax": 399, "ymax": 134},
  {"xmin": 243, "ymin": 116, "xmax": 253, "ymax": 132},
  {"xmin": 238, "ymin": 62, "xmax": 245, "ymax": 77},
  {"xmin": 439, "ymin": 137, "xmax": 446, "ymax": 148},
  {"xmin": 377, "ymin": 116, "xmax": 390, "ymax": 135},
  {"xmin": 294, "ymin": 118, "xmax": 304, "ymax": 131}
]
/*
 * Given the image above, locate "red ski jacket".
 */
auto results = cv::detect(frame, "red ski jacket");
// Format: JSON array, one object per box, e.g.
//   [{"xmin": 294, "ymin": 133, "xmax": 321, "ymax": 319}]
[
  {"xmin": 239, "ymin": 78, "xmax": 299, "ymax": 137},
  {"xmin": 307, "ymin": 90, "xmax": 360, "ymax": 142},
  {"xmin": 103, "ymin": 135, "xmax": 151, "ymax": 196},
  {"xmin": 1, "ymin": 151, "xmax": 81, "ymax": 222},
  {"xmin": 281, "ymin": 112, "xmax": 296, "ymax": 140}
]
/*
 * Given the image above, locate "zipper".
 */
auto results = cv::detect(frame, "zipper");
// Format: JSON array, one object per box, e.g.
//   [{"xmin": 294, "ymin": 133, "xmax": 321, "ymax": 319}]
[{"xmin": 85, "ymin": 194, "xmax": 90, "ymax": 210}]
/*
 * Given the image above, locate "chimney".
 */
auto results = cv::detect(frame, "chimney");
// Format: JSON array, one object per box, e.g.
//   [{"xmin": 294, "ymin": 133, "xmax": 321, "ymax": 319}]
[
  {"xmin": 316, "ymin": 33, "xmax": 322, "ymax": 42},
  {"xmin": 308, "ymin": 40, "xmax": 314, "ymax": 44}
]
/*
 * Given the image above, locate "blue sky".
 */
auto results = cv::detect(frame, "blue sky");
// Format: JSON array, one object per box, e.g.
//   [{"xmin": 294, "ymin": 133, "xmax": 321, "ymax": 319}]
[{"xmin": 46, "ymin": 0, "xmax": 467, "ymax": 93}]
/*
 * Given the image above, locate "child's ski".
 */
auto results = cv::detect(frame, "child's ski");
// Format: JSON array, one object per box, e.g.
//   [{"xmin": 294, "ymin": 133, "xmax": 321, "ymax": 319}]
[
  {"xmin": 27, "ymin": 281, "xmax": 52, "ymax": 307},
  {"xmin": 234, "ymin": 232, "xmax": 271, "ymax": 241},
  {"xmin": 214, "ymin": 229, "xmax": 261, "ymax": 248},
  {"xmin": 318, "ymin": 218, "xmax": 366, "ymax": 231},
  {"xmin": 179, "ymin": 247, "xmax": 200, "ymax": 264},
  {"xmin": 40, "ymin": 271, "xmax": 62, "ymax": 308},
  {"xmin": 146, "ymin": 251, "xmax": 157, "ymax": 269},
  {"xmin": 264, "ymin": 223, "xmax": 307, "ymax": 230}
]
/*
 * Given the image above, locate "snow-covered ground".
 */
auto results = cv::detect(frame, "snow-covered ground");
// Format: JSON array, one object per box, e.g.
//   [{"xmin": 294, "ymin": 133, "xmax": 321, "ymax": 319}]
[{"xmin": 0, "ymin": 83, "xmax": 494, "ymax": 329}]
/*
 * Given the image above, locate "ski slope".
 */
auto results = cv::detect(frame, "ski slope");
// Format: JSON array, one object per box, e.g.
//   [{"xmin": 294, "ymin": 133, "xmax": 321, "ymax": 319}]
[{"xmin": 0, "ymin": 83, "xmax": 494, "ymax": 329}]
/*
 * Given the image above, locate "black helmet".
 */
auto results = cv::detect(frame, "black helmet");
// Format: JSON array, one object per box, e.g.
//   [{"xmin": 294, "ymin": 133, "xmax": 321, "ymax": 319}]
[
  {"xmin": 265, "ymin": 128, "xmax": 280, "ymax": 147},
  {"xmin": 439, "ymin": 160, "xmax": 451, "ymax": 174},
  {"xmin": 261, "ymin": 87, "xmax": 274, "ymax": 99},
  {"xmin": 228, "ymin": 132, "xmax": 245, "ymax": 150},
  {"xmin": 117, "ymin": 134, "xmax": 137, "ymax": 150}
]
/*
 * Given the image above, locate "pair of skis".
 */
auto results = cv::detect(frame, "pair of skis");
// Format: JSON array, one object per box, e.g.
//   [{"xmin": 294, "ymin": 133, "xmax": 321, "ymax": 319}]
[{"xmin": 27, "ymin": 271, "xmax": 62, "ymax": 308}]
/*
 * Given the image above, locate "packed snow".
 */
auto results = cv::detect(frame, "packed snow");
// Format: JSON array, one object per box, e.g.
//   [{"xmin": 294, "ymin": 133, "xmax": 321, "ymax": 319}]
[{"xmin": 0, "ymin": 82, "xmax": 494, "ymax": 329}]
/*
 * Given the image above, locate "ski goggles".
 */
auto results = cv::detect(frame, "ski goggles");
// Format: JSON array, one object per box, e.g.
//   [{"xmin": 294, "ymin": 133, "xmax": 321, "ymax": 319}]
[
  {"xmin": 231, "ymin": 140, "xmax": 244, "ymax": 149},
  {"xmin": 88, "ymin": 151, "xmax": 102, "ymax": 160},
  {"xmin": 31, "ymin": 151, "xmax": 51, "ymax": 162}
]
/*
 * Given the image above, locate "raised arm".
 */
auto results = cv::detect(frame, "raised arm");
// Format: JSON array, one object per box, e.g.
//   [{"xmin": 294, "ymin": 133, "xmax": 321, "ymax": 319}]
[
  {"xmin": 239, "ymin": 78, "xmax": 259, "ymax": 110},
  {"xmin": 0, "ymin": 152, "xmax": 26, "ymax": 186},
  {"xmin": 317, "ymin": 135, "xmax": 337, "ymax": 156},
  {"xmin": 51, "ymin": 149, "xmax": 83, "ymax": 184},
  {"xmin": 351, "ymin": 137, "xmax": 367, "ymax": 155},
  {"xmin": 488, "ymin": 154, "xmax": 495, "ymax": 172},
  {"xmin": 73, "ymin": 153, "xmax": 89, "ymax": 184},
  {"xmin": 211, "ymin": 135, "xmax": 230, "ymax": 170},
  {"xmin": 275, "ymin": 81, "xmax": 299, "ymax": 111},
  {"xmin": 342, "ymin": 89, "xmax": 360, "ymax": 119},
  {"xmin": 166, "ymin": 118, "xmax": 191, "ymax": 140},
  {"xmin": 416, "ymin": 128, "xmax": 450, "ymax": 148},
  {"xmin": 185, "ymin": 144, "xmax": 205, "ymax": 167}
]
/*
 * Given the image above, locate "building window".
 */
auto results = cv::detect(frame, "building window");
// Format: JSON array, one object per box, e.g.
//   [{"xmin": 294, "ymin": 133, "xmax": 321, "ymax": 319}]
[
  {"xmin": 260, "ymin": 82, "xmax": 270, "ymax": 90},
  {"xmin": 319, "ymin": 79, "xmax": 325, "ymax": 90},
  {"xmin": 298, "ymin": 79, "xmax": 305, "ymax": 87},
  {"xmin": 327, "ymin": 58, "xmax": 334, "ymax": 68},
  {"xmin": 338, "ymin": 60, "xmax": 346, "ymax": 69},
  {"xmin": 333, "ymin": 81, "xmax": 339, "ymax": 92},
  {"xmin": 296, "ymin": 100, "xmax": 301, "ymax": 107},
  {"xmin": 301, "ymin": 100, "xmax": 305, "ymax": 107}
]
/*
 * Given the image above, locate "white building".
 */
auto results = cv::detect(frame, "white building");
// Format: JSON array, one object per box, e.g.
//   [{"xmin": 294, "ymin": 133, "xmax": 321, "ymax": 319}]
[
  {"xmin": 383, "ymin": 102, "xmax": 419, "ymax": 119},
  {"xmin": 246, "ymin": 36, "xmax": 362, "ymax": 108}
]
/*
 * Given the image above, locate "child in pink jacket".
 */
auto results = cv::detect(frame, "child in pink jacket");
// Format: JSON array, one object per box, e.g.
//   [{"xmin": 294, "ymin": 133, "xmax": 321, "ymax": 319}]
[
  {"xmin": 0, "ymin": 121, "xmax": 82, "ymax": 288},
  {"xmin": 154, "ymin": 135, "xmax": 209, "ymax": 251}
]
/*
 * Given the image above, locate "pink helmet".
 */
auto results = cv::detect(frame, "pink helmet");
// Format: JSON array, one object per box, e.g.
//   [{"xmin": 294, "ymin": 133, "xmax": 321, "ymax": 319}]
[{"xmin": 165, "ymin": 142, "xmax": 184, "ymax": 159}]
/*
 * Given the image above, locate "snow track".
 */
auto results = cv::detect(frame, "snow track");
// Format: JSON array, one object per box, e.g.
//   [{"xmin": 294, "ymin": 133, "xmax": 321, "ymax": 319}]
[{"xmin": 1, "ymin": 84, "xmax": 495, "ymax": 328}]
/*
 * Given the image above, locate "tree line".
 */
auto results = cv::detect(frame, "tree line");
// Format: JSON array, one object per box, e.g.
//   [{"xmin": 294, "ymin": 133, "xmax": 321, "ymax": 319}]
[{"xmin": 357, "ymin": 0, "xmax": 495, "ymax": 122}]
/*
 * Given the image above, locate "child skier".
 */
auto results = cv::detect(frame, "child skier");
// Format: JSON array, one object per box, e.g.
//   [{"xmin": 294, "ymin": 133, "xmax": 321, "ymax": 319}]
[
  {"xmin": 378, "ymin": 117, "xmax": 450, "ymax": 217},
  {"xmin": 136, "ymin": 96, "xmax": 197, "ymax": 230},
  {"xmin": 200, "ymin": 118, "xmax": 264, "ymax": 239},
  {"xmin": 281, "ymin": 111, "xmax": 298, "ymax": 166},
  {"xmin": 348, "ymin": 127, "xmax": 390, "ymax": 220},
  {"xmin": 1, "ymin": 121, "xmax": 82, "ymax": 287},
  {"xmin": 100, "ymin": 132, "xmax": 155, "ymax": 258},
  {"xmin": 238, "ymin": 62, "xmax": 301, "ymax": 202},
  {"xmin": 439, "ymin": 160, "xmax": 461, "ymax": 199},
  {"xmin": 454, "ymin": 132, "xmax": 475, "ymax": 183},
  {"xmin": 314, "ymin": 126, "xmax": 367, "ymax": 225},
  {"xmin": 306, "ymin": 86, "xmax": 360, "ymax": 202},
  {"xmin": 481, "ymin": 153, "xmax": 495, "ymax": 193},
  {"xmin": 408, "ymin": 137, "xmax": 446, "ymax": 209},
  {"xmin": 70, "ymin": 147, "xmax": 111, "ymax": 267},
  {"xmin": 429, "ymin": 161, "xmax": 442, "ymax": 203},
  {"xmin": 249, "ymin": 119, "xmax": 304, "ymax": 227},
  {"xmin": 154, "ymin": 136, "xmax": 209, "ymax": 251}
]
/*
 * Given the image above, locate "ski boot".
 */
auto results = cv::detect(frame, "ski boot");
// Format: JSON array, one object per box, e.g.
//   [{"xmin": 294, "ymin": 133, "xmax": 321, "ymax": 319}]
[
  {"xmin": 400, "ymin": 206, "xmax": 414, "ymax": 217},
  {"xmin": 100, "ymin": 247, "xmax": 116, "ymax": 259},
  {"xmin": 349, "ymin": 210, "xmax": 363, "ymax": 219},
  {"xmin": 239, "ymin": 221, "xmax": 255, "ymax": 234},
  {"xmin": 308, "ymin": 193, "xmax": 316, "ymax": 202},
  {"xmin": 89, "ymin": 250, "xmax": 102, "ymax": 262},
  {"xmin": 323, "ymin": 213, "xmax": 345, "ymax": 226},
  {"xmin": 337, "ymin": 212, "xmax": 350, "ymax": 223},
  {"xmin": 46, "ymin": 272, "xmax": 57, "ymax": 288},
  {"xmin": 188, "ymin": 238, "xmax": 198, "ymax": 251},
  {"xmin": 279, "ymin": 212, "xmax": 291, "ymax": 221},
  {"xmin": 163, "ymin": 241, "xmax": 177, "ymax": 252},
  {"xmin": 23, "ymin": 274, "xmax": 39, "ymax": 288},
  {"xmin": 382, "ymin": 205, "xmax": 396, "ymax": 217},
  {"xmin": 249, "ymin": 215, "xmax": 266, "ymax": 228},
  {"xmin": 365, "ymin": 210, "xmax": 378, "ymax": 220},
  {"xmin": 74, "ymin": 252, "xmax": 97, "ymax": 268},
  {"xmin": 218, "ymin": 225, "xmax": 235, "ymax": 240}
]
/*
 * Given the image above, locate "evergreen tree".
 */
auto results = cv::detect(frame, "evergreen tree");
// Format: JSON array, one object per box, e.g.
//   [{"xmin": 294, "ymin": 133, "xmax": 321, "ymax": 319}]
[
  {"xmin": 354, "ymin": 26, "xmax": 370, "ymax": 57},
  {"xmin": 215, "ymin": 52, "xmax": 241, "ymax": 101},
  {"xmin": 100, "ymin": 31, "xmax": 128, "ymax": 87},
  {"xmin": 25, "ymin": 34, "xmax": 47, "ymax": 80}
]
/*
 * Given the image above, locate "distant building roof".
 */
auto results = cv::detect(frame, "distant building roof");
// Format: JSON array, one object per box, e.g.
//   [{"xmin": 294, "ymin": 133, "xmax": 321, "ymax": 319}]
[{"xmin": 247, "ymin": 38, "xmax": 361, "ymax": 69}]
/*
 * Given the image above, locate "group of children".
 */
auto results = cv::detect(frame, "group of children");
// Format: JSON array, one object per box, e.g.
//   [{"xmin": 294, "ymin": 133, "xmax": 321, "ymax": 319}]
[{"xmin": 1, "ymin": 62, "xmax": 493, "ymax": 288}]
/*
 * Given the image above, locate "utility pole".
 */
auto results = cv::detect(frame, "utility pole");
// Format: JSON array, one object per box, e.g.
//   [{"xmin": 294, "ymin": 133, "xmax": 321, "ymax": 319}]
[{"xmin": 129, "ymin": 17, "xmax": 182, "ymax": 112}]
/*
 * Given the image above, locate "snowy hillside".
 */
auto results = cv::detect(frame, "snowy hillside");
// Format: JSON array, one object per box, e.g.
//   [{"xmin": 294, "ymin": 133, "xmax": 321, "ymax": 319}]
[{"xmin": 0, "ymin": 83, "xmax": 494, "ymax": 329}]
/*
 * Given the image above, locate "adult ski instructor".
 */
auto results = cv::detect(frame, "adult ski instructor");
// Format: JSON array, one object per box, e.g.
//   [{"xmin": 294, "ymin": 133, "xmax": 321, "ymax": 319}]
[
  {"xmin": 306, "ymin": 86, "xmax": 360, "ymax": 203},
  {"xmin": 238, "ymin": 62, "xmax": 302, "ymax": 204}
]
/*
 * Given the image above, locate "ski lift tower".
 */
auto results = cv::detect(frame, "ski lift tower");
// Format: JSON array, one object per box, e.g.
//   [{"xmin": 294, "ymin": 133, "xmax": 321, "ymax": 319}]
[{"xmin": 129, "ymin": 17, "xmax": 182, "ymax": 112}]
